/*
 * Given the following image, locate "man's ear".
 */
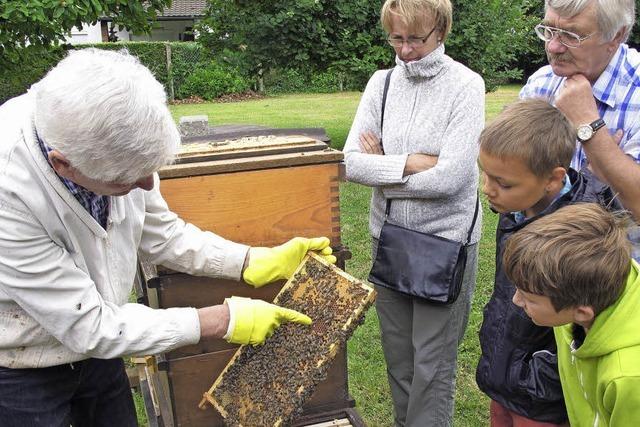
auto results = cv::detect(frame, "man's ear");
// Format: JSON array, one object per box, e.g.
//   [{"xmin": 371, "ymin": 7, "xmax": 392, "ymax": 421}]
[
  {"xmin": 608, "ymin": 28, "xmax": 625, "ymax": 52},
  {"xmin": 573, "ymin": 305, "xmax": 595, "ymax": 325},
  {"xmin": 48, "ymin": 150, "xmax": 75, "ymax": 180},
  {"xmin": 545, "ymin": 167, "xmax": 567, "ymax": 193}
]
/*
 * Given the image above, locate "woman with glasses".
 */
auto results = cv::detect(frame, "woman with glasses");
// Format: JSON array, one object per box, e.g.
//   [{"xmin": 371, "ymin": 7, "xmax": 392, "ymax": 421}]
[{"xmin": 343, "ymin": 0, "xmax": 484, "ymax": 425}]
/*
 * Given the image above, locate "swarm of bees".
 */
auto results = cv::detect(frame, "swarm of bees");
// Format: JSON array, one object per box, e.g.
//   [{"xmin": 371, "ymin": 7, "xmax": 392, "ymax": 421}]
[{"xmin": 200, "ymin": 253, "xmax": 375, "ymax": 426}]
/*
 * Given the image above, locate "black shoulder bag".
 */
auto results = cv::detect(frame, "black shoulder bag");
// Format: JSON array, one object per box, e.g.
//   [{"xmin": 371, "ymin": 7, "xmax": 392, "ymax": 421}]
[{"xmin": 368, "ymin": 69, "xmax": 480, "ymax": 305}]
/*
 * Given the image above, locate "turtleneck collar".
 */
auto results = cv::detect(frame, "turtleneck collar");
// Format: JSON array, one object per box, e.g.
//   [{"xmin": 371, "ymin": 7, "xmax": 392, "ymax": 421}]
[{"xmin": 395, "ymin": 44, "xmax": 448, "ymax": 79}]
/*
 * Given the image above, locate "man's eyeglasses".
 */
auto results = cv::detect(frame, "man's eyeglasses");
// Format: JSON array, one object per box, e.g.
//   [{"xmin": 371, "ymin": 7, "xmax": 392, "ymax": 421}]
[
  {"xmin": 534, "ymin": 24, "xmax": 597, "ymax": 48},
  {"xmin": 387, "ymin": 26, "xmax": 437, "ymax": 48}
]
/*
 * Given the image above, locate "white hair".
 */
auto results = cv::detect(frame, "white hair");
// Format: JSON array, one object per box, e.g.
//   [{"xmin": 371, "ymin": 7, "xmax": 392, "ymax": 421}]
[
  {"xmin": 34, "ymin": 48, "xmax": 180, "ymax": 184},
  {"xmin": 546, "ymin": 0, "xmax": 635, "ymax": 42}
]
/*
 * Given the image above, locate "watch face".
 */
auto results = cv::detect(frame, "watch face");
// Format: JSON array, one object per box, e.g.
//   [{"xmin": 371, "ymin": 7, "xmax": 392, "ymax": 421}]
[{"xmin": 577, "ymin": 125, "xmax": 593, "ymax": 141}]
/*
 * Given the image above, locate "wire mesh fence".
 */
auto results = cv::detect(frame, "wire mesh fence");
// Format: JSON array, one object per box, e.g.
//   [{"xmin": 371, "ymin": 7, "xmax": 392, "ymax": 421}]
[{"xmin": 164, "ymin": 42, "xmax": 208, "ymax": 100}]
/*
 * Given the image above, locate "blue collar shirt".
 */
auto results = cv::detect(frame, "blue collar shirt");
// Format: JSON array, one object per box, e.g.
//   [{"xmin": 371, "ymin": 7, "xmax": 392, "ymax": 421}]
[{"xmin": 36, "ymin": 137, "xmax": 110, "ymax": 229}]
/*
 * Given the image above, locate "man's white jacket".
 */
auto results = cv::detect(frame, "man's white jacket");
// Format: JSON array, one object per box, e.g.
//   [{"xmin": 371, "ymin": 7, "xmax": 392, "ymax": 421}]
[{"xmin": 0, "ymin": 93, "xmax": 249, "ymax": 368}]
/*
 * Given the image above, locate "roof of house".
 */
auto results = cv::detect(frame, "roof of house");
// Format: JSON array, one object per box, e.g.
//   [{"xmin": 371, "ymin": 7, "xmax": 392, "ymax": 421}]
[{"xmin": 158, "ymin": 0, "xmax": 207, "ymax": 18}]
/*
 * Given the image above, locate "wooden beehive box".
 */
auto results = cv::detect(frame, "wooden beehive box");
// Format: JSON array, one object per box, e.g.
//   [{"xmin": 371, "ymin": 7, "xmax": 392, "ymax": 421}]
[
  {"xmin": 139, "ymin": 131, "xmax": 358, "ymax": 427},
  {"xmin": 157, "ymin": 134, "xmax": 342, "ymax": 248},
  {"xmin": 200, "ymin": 253, "xmax": 375, "ymax": 426}
]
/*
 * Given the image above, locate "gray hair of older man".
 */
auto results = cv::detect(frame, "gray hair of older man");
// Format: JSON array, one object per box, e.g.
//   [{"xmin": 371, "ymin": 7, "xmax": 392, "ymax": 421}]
[
  {"xmin": 34, "ymin": 48, "xmax": 180, "ymax": 185},
  {"xmin": 546, "ymin": 0, "xmax": 635, "ymax": 42}
]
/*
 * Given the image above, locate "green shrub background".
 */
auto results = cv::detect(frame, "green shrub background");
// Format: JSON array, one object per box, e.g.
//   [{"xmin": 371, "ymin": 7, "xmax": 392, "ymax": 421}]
[
  {"xmin": 179, "ymin": 61, "xmax": 249, "ymax": 100},
  {"xmin": 0, "ymin": 42, "xmax": 249, "ymax": 104},
  {"xmin": 0, "ymin": 40, "xmax": 376, "ymax": 105}
]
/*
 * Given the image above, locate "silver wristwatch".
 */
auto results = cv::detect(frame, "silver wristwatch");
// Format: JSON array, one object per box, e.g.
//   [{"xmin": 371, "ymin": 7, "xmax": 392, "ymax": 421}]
[{"xmin": 576, "ymin": 118, "xmax": 606, "ymax": 143}]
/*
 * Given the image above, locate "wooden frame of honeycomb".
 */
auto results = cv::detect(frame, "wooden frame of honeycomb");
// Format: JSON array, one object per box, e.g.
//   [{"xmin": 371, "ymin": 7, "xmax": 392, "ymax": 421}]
[{"xmin": 198, "ymin": 252, "xmax": 376, "ymax": 426}]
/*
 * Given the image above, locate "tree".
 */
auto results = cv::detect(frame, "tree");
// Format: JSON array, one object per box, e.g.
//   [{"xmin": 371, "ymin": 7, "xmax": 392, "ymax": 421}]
[
  {"xmin": 447, "ymin": 0, "xmax": 537, "ymax": 91},
  {"xmin": 0, "ymin": 0, "xmax": 171, "ymax": 66},
  {"xmin": 199, "ymin": 0, "xmax": 538, "ymax": 92},
  {"xmin": 625, "ymin": 0, "xmax": 640, "ymax": 49},
  {"xmin": 197, "ymin": 0, "xmax": 391, "ymax": 90},
  {"xmin": 511, "ymin": 0, "xmax": 547, "ymax": 81}
]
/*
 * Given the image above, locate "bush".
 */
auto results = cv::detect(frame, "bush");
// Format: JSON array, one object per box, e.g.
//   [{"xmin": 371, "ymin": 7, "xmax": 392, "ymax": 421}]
[
  {"xmin": 309, "ymin": 71, "xmax": 342, "ymax": 93},
  {"xmin": 264, "ymin": 68, "xmax": 363, "ymax": 94},
  {"xmin": 263, "ymin": 68, "xmax": 308, "ymax": 94},
  {"xmin": 179, "ymin": 61, "xmax": 249, "ymax": 100},
  {"xmin": 0, "ymin": 46, "xmax": 65, "ymax": 105}
]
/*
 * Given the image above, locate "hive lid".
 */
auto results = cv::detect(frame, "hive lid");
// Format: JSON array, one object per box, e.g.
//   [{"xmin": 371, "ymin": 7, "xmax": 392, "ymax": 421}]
[
  {"xmin": 159, "ymin": 133, "xmax": 342, "ymax": 178},
  {"xmin": 176, "ymin": 135, "xmax": 328, "ymax": 164},
  {"xmin": 199, "ymin": 253, "xmax": 375, "ymax": 426}
]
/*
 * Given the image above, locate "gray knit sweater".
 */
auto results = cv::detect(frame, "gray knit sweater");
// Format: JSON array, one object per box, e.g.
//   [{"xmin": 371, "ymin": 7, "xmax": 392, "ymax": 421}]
[{"xmin": 344, "ymin": 45, "xmax": 484, "ymax": 244}]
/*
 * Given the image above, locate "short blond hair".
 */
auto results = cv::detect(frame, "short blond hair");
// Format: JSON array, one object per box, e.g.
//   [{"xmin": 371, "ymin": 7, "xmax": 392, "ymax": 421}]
[
  {"xmin": 503, "ymin": 203, "xmax": 631, "ymax": 314},
  {"xmin": 381, "ymin": 0, "xmax": 453, "ymax": 42},
  {"xmin": 480, "ymin": 99, "xmax": 575, "ymax": 177}
]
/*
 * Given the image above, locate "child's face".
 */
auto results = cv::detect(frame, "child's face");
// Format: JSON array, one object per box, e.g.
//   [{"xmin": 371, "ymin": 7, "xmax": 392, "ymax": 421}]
[
  {"xmin": 512, "ymin": 288, "xmax": 575, "ymax": 327},
  {"xmin": 478, "ymin": 150, "xmax": 552, "ymax": 214}
]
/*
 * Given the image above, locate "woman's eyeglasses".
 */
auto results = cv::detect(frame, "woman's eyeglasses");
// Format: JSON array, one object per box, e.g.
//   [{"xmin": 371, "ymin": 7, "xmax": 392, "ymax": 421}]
[{"xmin": 387, "ymin": 26, "xmax": 437, "ymax": 48}]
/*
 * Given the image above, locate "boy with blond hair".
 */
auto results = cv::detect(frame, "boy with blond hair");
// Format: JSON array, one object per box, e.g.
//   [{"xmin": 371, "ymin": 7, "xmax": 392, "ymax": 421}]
[
  {"xmin": 475, "ymin": 98, "xmax": 621, "ymax": 426},
  {"xmin": 503, "ymin": 203, "xmax": 640, "ymax": 426}
]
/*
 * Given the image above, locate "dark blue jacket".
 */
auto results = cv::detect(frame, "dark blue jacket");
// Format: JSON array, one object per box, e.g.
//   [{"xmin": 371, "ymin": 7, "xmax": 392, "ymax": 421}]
[{"xmin": 476, "ymin": 168, "xmax": 621, "ymax": 423}]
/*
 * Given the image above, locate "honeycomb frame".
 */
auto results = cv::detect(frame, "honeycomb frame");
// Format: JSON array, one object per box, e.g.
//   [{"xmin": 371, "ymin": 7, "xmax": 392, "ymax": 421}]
[{"xmin": 199, "ymin": 252, "xmax": 376, "ymax": 426}]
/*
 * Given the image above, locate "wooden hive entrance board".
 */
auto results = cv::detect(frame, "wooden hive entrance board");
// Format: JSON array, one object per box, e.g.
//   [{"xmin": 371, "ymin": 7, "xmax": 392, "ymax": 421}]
[{"xmin": 199, "ymin": 253, "xmax": 375, "ymax": 426}]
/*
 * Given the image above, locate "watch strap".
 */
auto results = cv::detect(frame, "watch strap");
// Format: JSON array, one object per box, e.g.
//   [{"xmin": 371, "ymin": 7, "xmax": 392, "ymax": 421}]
[{"xmin": 590, "ymin": 118, "xmax": 606, "ymax": 132}]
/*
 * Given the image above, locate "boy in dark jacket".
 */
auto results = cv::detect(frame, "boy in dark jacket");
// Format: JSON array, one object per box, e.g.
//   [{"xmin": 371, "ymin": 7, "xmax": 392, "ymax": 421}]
[{"xmin": 475, "ymin": 99, "xmax": 620, "ymax": 426}]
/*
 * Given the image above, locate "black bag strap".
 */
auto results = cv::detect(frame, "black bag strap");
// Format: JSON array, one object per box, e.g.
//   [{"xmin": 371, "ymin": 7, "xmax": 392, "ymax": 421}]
[
  {"xmin": 384, "ymin": 195, "xmax": 479, "ymax": 245},
  {"xmin": 380, "ymin": 68, "xmax": 393, "ymax": 155},
  {"xmin": 465, "ymin": 195, "xmax": 480, "ymax": 245}
]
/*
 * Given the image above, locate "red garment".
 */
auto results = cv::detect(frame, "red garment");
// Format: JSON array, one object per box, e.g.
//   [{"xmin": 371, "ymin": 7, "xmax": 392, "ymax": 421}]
[{"xmin": 490, "ymin": 400, "xmax": 569, "ymax": 427}]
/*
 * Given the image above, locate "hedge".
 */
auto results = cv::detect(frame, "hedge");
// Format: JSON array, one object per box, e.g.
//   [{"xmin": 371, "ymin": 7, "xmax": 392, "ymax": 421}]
[
  {"xmin": 0, "ymin": 46, "xmax": 66, "ymax": 105},
  {"xmin": 0, "ymin": 42, "xmax": 219, "ymax": 105}
]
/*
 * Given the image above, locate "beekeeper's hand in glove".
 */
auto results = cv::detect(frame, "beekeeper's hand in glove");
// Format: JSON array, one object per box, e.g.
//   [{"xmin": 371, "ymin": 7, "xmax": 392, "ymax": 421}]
[
  {"xmin": 219, "ymin": 296, "xmax": 311, "ymax": 345},
  {"xmin": 242, "ymin": 237, "xmax": 337, "ymax": 287}
]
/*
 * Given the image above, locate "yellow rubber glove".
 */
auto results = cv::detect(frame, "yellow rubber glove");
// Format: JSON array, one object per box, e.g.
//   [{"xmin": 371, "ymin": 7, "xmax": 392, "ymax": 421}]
[
  {"xmin": 225, "ymin": 296, "xmax": 312, "ymax": 345},
  {"xmin": 242, "ymin": 237, "xmax": 337, "ymax": 287}
]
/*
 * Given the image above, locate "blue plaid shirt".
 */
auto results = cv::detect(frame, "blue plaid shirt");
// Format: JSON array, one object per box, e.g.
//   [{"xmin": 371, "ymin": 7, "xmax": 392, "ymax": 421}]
[
  {"xmin": 37, "ymin": 137, "xmax": 110, "ymax": 229},
  {"xmin": 521, "ymin": 43, "xmax": 640, "ymax": 169},
  {"xmin": 521, "ymin": 43, "xmax": 640, "ymax": 260}
]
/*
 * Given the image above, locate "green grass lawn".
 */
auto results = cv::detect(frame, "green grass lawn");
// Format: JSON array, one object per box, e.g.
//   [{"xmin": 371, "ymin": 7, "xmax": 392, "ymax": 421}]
[
  {"xmin": 166, "ymin": 85, "xmax": 521, "ymax": 427},
  {"xmin": 170, "ymin": 92, "xmax": 361, "ymax": 152}
]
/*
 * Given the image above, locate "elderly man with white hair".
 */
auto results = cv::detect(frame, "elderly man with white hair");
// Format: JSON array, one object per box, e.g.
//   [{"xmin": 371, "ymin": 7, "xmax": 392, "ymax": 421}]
[
  {"xmin": 477, "ymin": 1, "xmax": 640, "ymax": 426},
  {"xmin": 0, "ymin": 48, "xmax": 335, "ymax": 426}
]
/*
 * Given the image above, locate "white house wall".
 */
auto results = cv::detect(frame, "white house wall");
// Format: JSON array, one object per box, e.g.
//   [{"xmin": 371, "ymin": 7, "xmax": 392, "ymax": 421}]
[
  {"xmin": 130, "ymin": 20, "xmax": 197, "ymax": 42},
  {"xmin": 66, "ymin": 19, "xmax": 197, "ymax": 44},
  {"xmin": 66, "ymin": 22, "xmax": 131, "ymax": 44}
]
